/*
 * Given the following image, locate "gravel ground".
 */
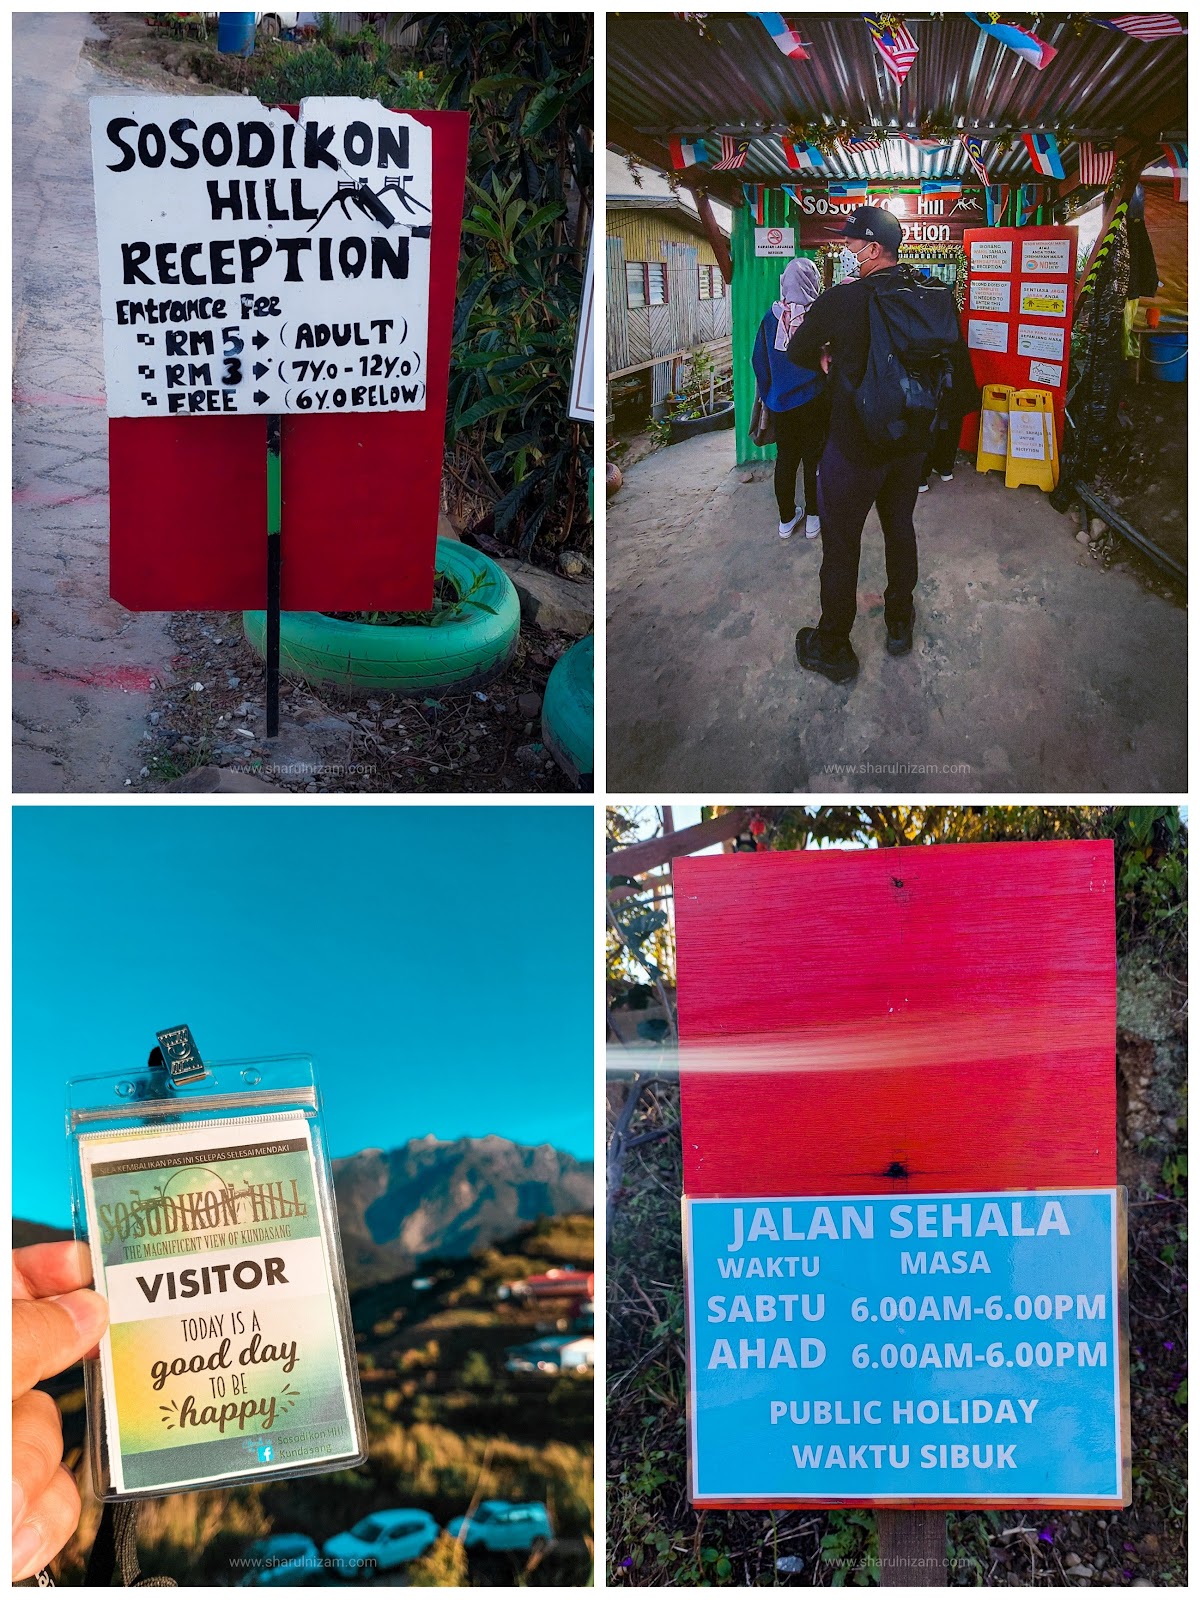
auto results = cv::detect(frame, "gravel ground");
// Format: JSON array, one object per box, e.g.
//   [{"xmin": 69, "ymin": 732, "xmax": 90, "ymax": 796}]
[{"xmin": 132, "ymin": 611, "xmax": 582, "ymax": 793}]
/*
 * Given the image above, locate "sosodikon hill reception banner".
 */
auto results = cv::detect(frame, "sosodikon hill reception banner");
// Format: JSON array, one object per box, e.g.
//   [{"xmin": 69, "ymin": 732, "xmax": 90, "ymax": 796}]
[{"xmin": 90, "ymin": 96, "xmax": 468, "ymax": 611}]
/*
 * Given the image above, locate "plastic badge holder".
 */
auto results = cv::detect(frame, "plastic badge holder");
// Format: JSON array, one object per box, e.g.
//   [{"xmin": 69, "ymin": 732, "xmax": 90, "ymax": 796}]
[{"xmin": 67, "ymin": 1044, "xmax": 367, "ymax": 1501}]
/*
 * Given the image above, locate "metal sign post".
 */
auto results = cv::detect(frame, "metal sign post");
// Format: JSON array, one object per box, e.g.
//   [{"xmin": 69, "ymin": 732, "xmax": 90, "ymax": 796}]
[{"xmin": 266, "ymin": 414, "xmax": 282, "ymax": 737}]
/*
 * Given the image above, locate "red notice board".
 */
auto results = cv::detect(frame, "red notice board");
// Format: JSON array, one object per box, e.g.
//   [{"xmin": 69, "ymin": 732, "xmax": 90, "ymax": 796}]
[
  {"xmin": 958, "ymin": 226, "xmax": 1076, "ymax": 454},
  {"xmin": 108, "ymin": 110, "xmax": 469, "ymax": 613},
  {"xmin": 675, "ymin": 840, "xmax": 1116, "ymax": 1199}
]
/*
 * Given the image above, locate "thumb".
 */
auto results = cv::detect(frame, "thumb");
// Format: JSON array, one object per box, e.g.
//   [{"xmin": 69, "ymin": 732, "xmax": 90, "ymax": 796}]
[{"xmin": 12, "ymin": 1289, "xmax": 109, "ymax": 1397}]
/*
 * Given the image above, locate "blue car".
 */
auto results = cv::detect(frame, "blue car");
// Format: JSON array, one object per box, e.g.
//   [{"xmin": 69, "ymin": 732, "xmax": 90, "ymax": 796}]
[
  {"xmin": 235, "ymin": 1533, "xmax": 324, "ymax": 1586},
  {"xmin": 446, "ymin": 1500, "xmax": 553, "ymax": 1553},
  {"xmin": 322, "ymin": 1509, "xmax": 440, "ymax": 1579}
]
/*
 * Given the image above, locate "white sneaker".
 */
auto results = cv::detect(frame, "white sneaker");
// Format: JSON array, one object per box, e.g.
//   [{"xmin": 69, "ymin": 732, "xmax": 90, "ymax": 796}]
[
  {"xmin": 805, "ymin": 515, "xmax": 821, "ymax": 538},
  {"xmin": 778, "ymin": 513, "xmax": 800, "ymax": 539},
  {"xmin": 938, "ymin": 471, "xmax": 954, "ymax": 482},
  {"xmin": 917, "ymin": 481, "xmax": 929, "ymax": 493}
]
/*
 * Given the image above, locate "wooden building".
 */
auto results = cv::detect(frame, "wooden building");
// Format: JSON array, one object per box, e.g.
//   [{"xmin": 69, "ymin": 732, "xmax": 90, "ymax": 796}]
[{"xmin": 606, "ymin": 192, "xmax": 732, "ymax": 417}]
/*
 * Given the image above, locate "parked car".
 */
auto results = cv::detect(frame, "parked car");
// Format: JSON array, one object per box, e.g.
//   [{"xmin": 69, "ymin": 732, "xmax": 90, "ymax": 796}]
[
  {"xmin": 322, "ymin": 1510, "xmax": 440, "ymax": 1579},
  {"xmin": 235, "ymin": 1533, "xmax": 323, "ymax": 1586},
  {"xmin": 446, "ymin": 1501, "xmax": 553, "ymax": 1554}
]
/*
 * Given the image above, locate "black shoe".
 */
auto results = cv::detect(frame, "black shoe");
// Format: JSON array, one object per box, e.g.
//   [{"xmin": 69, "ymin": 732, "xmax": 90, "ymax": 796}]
[
  {"xmin": 886, "ymin": 615, "xmax": 914, "ymax": 656},
  {"xmin": 795, "ymin": 627, "xmax": 858, "ymax": 684}
]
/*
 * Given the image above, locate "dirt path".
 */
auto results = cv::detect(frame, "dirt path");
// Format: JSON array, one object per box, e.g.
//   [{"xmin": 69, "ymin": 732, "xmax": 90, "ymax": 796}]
[
  {"xmin": 12, "ymin": 12, "xmax": 177, "ymax": 792},
  {"xmin": 606, "ymin": 433, "xmax": 1187, "ymax": 792}
]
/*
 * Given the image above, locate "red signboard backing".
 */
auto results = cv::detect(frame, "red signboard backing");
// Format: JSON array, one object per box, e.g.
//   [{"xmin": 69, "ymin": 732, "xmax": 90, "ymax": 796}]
[
  {"xmin": 958, "ymin": 225, "xmax": 1076, "ymax": 453},
  {"xmin": 676, "ymin": 840, "xmax": 1116, "ymax": 1198},
  {"xmin": 108, "ymin": 109, "xmax": 469, "ymax": 612},
  {"xmin": 674, "ymin": 840, "xmax": 1118, "ymax": 1511}
]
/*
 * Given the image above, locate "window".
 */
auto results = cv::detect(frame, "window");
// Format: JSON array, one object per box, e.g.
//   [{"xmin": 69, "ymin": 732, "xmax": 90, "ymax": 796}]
[
  {"xmin": 698, "ymin": 265, "xmax": 725, "ymax": 300},
  {"xmin": 625, "ymin": 261, "xmax": 668, "ymax": 307}
]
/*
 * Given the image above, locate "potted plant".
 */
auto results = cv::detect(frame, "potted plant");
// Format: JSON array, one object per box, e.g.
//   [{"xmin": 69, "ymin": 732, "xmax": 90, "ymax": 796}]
[{"xmin": 665, "ymin": 349, "xmax": 735, "ymax": 443}]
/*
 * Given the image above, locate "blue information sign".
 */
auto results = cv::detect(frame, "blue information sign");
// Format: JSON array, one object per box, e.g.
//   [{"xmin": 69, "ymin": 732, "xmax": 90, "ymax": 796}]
[{"xmin": 684, "ymin": 1188, "xmax": 1129, "ymax": 1505}]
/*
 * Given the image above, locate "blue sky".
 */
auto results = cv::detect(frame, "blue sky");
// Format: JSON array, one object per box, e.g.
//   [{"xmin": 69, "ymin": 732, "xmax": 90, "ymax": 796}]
[{"xmin": 13, "ymin": 805, "xmax": 593, "ymax": 1227}]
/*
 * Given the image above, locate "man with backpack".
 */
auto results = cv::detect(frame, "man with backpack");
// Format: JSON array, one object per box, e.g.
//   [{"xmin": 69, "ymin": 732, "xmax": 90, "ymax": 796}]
[{"xmin": 787, "ymin": 206, "xmax": 960, "ymax": 685}]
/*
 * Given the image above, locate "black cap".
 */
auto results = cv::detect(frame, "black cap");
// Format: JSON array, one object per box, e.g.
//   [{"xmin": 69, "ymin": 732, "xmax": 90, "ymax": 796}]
[{"xmin": 835, "ymin": 204, "xmax": 903, "ymax": 253}]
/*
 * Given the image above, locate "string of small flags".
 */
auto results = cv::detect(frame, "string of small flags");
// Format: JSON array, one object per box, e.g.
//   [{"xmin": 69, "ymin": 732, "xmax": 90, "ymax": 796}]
[
  {"xmin": 863, "ymin": 14, "xmax": 920, "ymax": 86},
  {"xmin": 966, "ymin": 13, "xmax": 1056, "ymax": 69},
  {"xmin": 1091, "ymin": 14, "xmax": 1185, "ymax": 42},
  {"xmin": 1022, "ymin": 131, "xmax": 1065, "ymax": 180}
]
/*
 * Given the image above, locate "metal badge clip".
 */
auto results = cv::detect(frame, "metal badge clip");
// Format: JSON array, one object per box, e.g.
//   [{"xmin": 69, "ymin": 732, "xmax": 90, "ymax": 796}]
[{"xmin": 154, "ymin": 1025, "xmax": 207, "ymax": 1086}]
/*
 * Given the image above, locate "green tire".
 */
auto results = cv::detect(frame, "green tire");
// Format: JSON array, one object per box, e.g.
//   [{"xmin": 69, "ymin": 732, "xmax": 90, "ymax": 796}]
[
  {"xmin": 243, "ymin": 537, "xmax": 520, "ymax": 695},
  {"xmin": 541, "ymin": 634, "xmax": 593, "ymax": 781}
]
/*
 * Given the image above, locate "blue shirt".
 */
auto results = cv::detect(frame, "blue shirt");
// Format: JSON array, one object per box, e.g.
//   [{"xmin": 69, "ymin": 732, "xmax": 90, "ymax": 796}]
[{"xmin": 752, "ymin": 309, "xmax": 825, "ymax": 413}]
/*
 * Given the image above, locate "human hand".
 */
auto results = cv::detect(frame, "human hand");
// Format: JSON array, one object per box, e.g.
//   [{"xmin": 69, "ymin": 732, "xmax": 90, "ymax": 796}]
[{"xmin": 12, "ymin": 1242, "xmax": 109, "ymax": 1582}]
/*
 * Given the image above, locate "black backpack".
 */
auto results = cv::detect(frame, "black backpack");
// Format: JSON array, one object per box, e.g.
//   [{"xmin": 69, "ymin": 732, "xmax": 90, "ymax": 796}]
[{"xmin": 853, "ymin": 267, "xmax": 960, "ymax": 451}]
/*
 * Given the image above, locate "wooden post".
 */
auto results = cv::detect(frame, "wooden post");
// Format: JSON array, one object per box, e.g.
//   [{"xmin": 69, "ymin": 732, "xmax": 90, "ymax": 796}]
[
  {"xmin": 695, "ymin": 190, "xmax": 734, "ymax": 285},
  {"xmin": 877, "ymin": 1511, "xmax": 948, "ymax": 1586}
]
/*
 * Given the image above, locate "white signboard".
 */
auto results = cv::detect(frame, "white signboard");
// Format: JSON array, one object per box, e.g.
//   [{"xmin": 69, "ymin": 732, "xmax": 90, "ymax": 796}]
[
  {"xmin": 980, "ymin": 407, "xmax": 1009, "ymax": 458},
  {"xmin": 90, "ymin": 96, "xmax": 433, "ymax": 418},
  {"xmin": 1029, "ymin": 359, "xmax": 1063, "ymax": 386},
  {"xmin": 969, "ymin": 237, "xmax": 1012, "ymax": 273},
  {"xmin": 1019, "ymin": 281, "xmax": 1069, "ymax": 318},
  {"xmin": 967, "ymin": 318, "xmax": 1009, "ymax": 354},
  {"xmin": 1021, "ymin": 238, "xmax": 1071, "ymax": 275},
  {"xmin": 755, "ymin": 226, "xmax": 796, "ymax": 257},
  {"xmin": 1009, "ymin": 409, "xmax": 1048, "ymax": 460},
  {"xmin": 568, "ymin": 232, "xmax": 594, "ymax": 423},
  {"xmin": 969, "ymin": 278, "xmax": 1011, "ymax": 313},
  {"xmin": 1018, "ymin": 323, "xmax": 1066, "ymax": 361}
]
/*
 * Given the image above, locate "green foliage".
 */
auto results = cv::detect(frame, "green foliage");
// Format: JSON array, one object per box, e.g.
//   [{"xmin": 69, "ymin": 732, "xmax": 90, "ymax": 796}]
[
  {"xmin": 421, "ymin": 13, "xmax": 592, "ymax": 554},
  {"xmin": 1162, "ymin": 1149, "xmax": 1187, "ymax": 1198},
  {"xmin": 252, "ymin": 38, "xmax": 438, "ymax": 108},
  {"xmin": 333, "ymin": 566, "xmax": 499, "ymax": 629},
  {"xmin": 667, "ymin": 349, "xmax": 719, "ymax": 421},
  {"xmin": 820, "ymin": 1510, "xmax": 878, "ymax": 1586},
  {"xmin": 459, "ymin": 1349, "xmax": 492, "ymax": 1389}
]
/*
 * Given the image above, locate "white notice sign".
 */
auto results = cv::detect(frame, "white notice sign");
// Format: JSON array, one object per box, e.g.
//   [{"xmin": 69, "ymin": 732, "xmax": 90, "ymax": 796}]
[
  {"xmin": 969, "ymin": 278, "xmax": 1011, "ymax": 313},
  {"xmin": 1019, "ymin": 281, "xmax": 1069, "ymax": 317},
  {"xmin": 91, "ymin": 96, "xmax": 433, "ymax": 418},
  {"xmin": 967, "ymin": 318, "xmax": 1009, "ymax": 354},
  {"xmin": 568, "ymin": 232, "xmax": 594, "ymax": 422},
  {"xmin": 755, "ymin": 226, "xmax": 796, "ymax": 257},
  {"xmin": 969, "ymin": 237, "xmax": 1012, "ymax": 273},
  {"xmin": 1009, "ymin": 410, "xmax": 1048, "ymax": 460},
  {"xmin": 1029, "ymin": 359, "xmax": 1063, "ymax": 386},
  {"xmin": 1021, "ymin": 238, "xmax": 1071, "ymax": 274},
  {"xmin": 1018, "ymin": 323, "xmax": 1066, "ymax": 361}
]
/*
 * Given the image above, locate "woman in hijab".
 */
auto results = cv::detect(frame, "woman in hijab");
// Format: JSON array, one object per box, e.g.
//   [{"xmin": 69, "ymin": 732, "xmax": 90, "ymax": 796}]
[{"xmin": 751, "ymin": 256, "xmax": 830, "ymax": 538}]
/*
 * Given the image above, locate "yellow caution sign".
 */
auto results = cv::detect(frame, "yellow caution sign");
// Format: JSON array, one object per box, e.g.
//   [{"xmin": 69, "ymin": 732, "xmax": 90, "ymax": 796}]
[
  {"xmin": 975, "ymin": 384, "xmax": 1014, "ymax": 474},
  {"xmin": 1005, "ymin": 388, "xmax": 1059, "ymax": 491}
]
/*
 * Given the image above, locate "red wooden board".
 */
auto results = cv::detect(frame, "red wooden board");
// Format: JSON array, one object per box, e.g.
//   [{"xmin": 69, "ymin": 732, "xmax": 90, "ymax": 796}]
[
  {"xmin": 956, "ymin": 225, "xmax": 1076, "ymax": 454},
  {"xmin": 108, "ymin": 109, "xmax": 469, "ymax": 613},
  {"xmin": 676, "ymin": 840, "xmax": 1116, "ymax": 1199}
]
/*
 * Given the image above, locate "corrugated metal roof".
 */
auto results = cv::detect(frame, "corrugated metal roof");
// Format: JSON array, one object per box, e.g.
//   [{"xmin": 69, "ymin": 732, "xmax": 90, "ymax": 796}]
[
  {"xmin": 607, "ymin": 193, "xmax": 730, "ymax": 239},
  {"xmin": 608, "ymin": 13, "xmax": 1187, "ymax": 183}
]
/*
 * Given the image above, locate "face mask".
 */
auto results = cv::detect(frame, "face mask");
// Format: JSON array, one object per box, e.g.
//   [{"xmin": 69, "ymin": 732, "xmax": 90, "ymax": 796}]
[{"xmin": 839, "ymin": 247, "xmax": 861, "ymax": 279}]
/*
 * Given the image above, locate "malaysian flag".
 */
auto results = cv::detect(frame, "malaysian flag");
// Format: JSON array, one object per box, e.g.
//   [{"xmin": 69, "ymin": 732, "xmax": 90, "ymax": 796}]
[
  {"xmin": 864, "ymin": 15, "xmax": 920, "ymax": 86},
  {"xmin": 780, "ymin": 136, "xmax": 825, "ymax": 170},
  {"xmin": 743, "ymin": 183, "xmax": 767, "ymax": 224},
  {"xmin": 985, "ymin": 184, "xmax": 1011, "ymax": 226},
  {"xmin": 960, "ymin": 132, "xmax": 991, "ymax": 185},
  {"xmin": 668, "ymin": 136, "xmax": 709, "ymax": 170},
  {"xmin": 1022, "ymin": 130, "xmax": 1065, "ymax": 179},
  {"xmin": 966, "ymin": 12, "xmax": 1057, "ymax": 69},
  {"xmin": 752, "ymin": 12, "xmax": 809, "ymax": 60},
  {"xmin": 829, "ymin": 179, "xmax": 870, "ymax": 204},
  {"xmin": 1077, "ymin": 141, "xmax": 1116, "ymax": 186},
  {"xmin": 712, "ymin": 135, "xmax": 750, "ymax": 170},
  {"xmin": 1161, "ymin": 141, "xmax": 1187, "ymax": 202},
  {"xmin": 1095, "ymin": 14, "xmax": 1185, "ymax": 42},
  {"xmin": 840, "ymin": 131, "xmax": 884, "ymax": 153}
]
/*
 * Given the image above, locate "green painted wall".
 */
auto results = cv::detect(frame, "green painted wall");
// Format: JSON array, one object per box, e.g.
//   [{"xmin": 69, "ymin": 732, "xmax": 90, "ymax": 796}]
[{"xmin": 731, "ymin": 191, "xmax": 821, "ymax": 466}]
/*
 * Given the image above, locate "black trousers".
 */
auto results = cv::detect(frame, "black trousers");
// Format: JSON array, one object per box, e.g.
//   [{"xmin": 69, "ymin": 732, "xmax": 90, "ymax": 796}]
[
  {"xmin": 921, "ymin": 416, "xmax": 963, "ymax": 481},
  {"xmin": 772, "ymin": 392, "xmax": 829, "ymax": 521},
  {"xmin": 816, "ymin": 434, "xmax": 925, "ymax": 644}
]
